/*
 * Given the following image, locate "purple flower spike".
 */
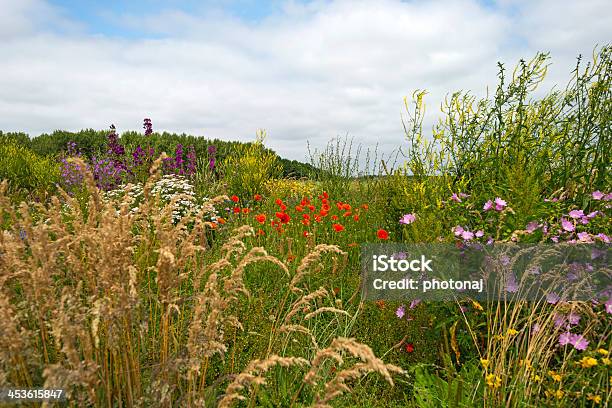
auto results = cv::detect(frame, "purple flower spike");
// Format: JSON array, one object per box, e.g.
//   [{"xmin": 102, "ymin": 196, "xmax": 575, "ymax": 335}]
[{"xmin": 143, "ymin": 118, "xmax": 153, "ymax": 136}]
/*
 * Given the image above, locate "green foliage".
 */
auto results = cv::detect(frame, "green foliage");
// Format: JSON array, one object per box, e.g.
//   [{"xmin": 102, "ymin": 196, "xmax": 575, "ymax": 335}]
[
  {"xmin": 30, "ymin": 128, "xmax": 110, "ymax": 158},
  {"xmin": 0, "ymin": 140, "xmax": 60, "ymax": 199},
  {"xmin": 219, "ymin": 129, "xmax": 282, "ymax": 197},
  {"xmin": 0, "ymin": 131, "xmax": 31, "ymax": 147}
]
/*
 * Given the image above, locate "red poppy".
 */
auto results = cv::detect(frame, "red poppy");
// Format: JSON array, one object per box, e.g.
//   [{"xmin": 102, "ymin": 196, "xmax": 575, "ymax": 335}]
[
  {"xmin": 256, "ymin": 229, "xmax": 265, "ymax": 236},
  {"xmin": 254, "ymin": 194, "xmax": 262, "ymax": 201},
  {"xmin": 275, "ymin": 212, "xmax": 290, "ymax": 224},
  {"xmin": 275, "ymin": 198, "xmax": 283, "ymax": 206},
  {"xmin": 319, "ymin": 209, "xmax": 329, "ymax": 217},
  {"xmin": 343, "ymin": 211, "xmax": 352, "ymax": 217},
  {"xmin": 332, "ymin": 223, "xmax": 345, "ymax": 232},
  {"xmin": 242, "ymin": 208, "xmax": 250, "ymax": 214},
  {"xmin": 342, "ymin": 203, "xmax": 351, "ymax": 211},
  {"xmin": 377, "ymin": 229, "xmax": 389, "ymax": 240},
  {"xmin": 233, "ymin": 207, "xmax": 241, "ymax": 214},
  {"xmin": 280, "ymin": 204, "xmax": 287, "ymax": 211},
  {"xmin": 231, "ymin": 195, "xmax": 239, "ymax": 203},
  {"xmin": 314, "ymin": 215, "xmax": 322, "ymax": 223},
  {"xmin": 295, "ymin": 205, "xmax": 304, "ymax": 212},
  {"xmin": 308, "ymin": 205, "xmax": 315, "ymax": 212},
  {"xmin": 323, "ymin": 191, "xmax": 329, "ymax": 199},
  {"xmin": 362, "ymin": 204, "xmax": 369, "ymax": 210},
  {"xmin": 217, "ymin": 217, "xmax": 227, "ymax": 224},
  {"xmin": 331, "ymin": 215, "xmax": 339, "ymax": 221},
  {"xmin": 302, "ymin": 219, "xmax": 310, "ymax": 226},
  {"xmin": 404, "ymin": 342, "xmax": 415, "ymax": 353},
  {"xmin": 303, "ymin": 231, "xmax": 309, "ymax": 237},
  {"xmin": 333, "ymin": 287, "xmax": 340, "ymax": 295},
  {"xmin": 255, "ymin": 214, "xmax": 266, "ymax": 224},
  {"xmin": 353, "ymin": 214, "xmax": 359, "ymax": 221},
  {"xmin": 302, "ymin": 214, "xmax": 310, "ymax": 220},
  {"xmin": 300, "ymin": 198, "xmax": 310, "ymax": 206},
  {"xmin": 336, "ymin": 202, "xmax": 344, "ymax": 211}
]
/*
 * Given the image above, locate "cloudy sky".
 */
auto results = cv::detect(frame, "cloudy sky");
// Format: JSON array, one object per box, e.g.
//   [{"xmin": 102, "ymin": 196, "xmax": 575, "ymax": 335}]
[{"xmin": 1, "ymin": 0, "xmax": 610, "ymax": 161}]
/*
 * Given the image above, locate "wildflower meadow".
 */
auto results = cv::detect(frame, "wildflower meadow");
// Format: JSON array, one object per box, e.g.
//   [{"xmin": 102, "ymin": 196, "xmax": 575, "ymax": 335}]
[{"xmin": 0, "ymin": 47, "xmax": 610, "ymax": 407}]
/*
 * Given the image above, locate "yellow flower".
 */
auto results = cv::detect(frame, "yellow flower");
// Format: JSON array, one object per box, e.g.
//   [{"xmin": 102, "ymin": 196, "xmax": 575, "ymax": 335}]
[
  {"xmin": 532, "ymin": 374, "xmax": 541, "ymax": 382},
  {"xmin": 519, "ymin": 359, "xmax": 532, "ymax": 369},
  {"xmin": 597, "ymin": 348, "xmax": 609, "ymax": 356},
  {"xmin": 587, "ymin": 394, "xmax": 602, "ymax": 404},
  {"xmin": 485, "ymin": 373, "xmax": 502, "ymax": 388},
  {"xmin": 480, "ymin": 358, "xmax": 489, "ymax": 368},
  {"xmin": 579, "ymin": 357, "xmax": 598, "ymax": 368},
  {"xmin": 602, "ymin": 357, "xmax": 611, "ymax": 366},
  {"xmin": 545, "ymin": 389, "xmax": 564, "ymax": 399},
  {"xmin": 548, "ymin": 370, "xmax": 562, "ymax": 382},
  {"xmin": 493, "ymin": 334, "xmax": 504, "ymax": 341},
  {"xmin": 507, "ymin": 328, "xmax": 519, "ymax": 336},
  {"xmin": 472, "ymin": 300, "xmax": 483, "ymax": 311}
]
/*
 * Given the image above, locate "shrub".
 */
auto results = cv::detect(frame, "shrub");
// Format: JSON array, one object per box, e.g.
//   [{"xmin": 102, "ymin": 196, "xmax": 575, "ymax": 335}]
[
  {"xmin": 220, "ymin": 129, "xmax": 282, "ymax": 198},
  {"xmin": 0, "ymin": 141, "xmax": 60, "ymax": 199}
]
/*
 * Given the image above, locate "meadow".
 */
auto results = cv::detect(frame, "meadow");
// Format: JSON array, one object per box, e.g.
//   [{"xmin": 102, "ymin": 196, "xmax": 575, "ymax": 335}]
[{"xmin": 0, "ymin": 48, "xmax": 610, "ymax": 407}]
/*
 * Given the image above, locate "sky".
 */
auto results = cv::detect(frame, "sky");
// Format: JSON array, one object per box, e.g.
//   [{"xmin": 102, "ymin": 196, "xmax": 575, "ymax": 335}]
[{"xmin": 0, "ymin": 0, "xmax": 610, "ymax": 162}]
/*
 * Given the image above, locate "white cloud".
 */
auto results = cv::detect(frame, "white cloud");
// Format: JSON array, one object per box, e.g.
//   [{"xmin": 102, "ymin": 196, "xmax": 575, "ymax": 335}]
[{"xmin": 0, "ymin": 0, "xmax": 610, "ymax": 161}]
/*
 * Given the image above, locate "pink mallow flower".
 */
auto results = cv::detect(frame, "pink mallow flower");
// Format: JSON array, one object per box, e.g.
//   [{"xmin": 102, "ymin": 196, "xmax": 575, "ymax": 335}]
[
  {"xmin": 461, "ymin": 230, "xmax": 475, "ymax": 241},
  {"xmin": 567, "ymin": 313, "xmax": 580, "ymax": 325},
  {"xmin": 453, "ymin": 226, "xmax": 465, "ymax": 237},
  {"xmin": 399, "ymin": 213, "xmax": 416, "ymax": 225},
  {"xmin": 494, "ymin": 197, "xmax": 507, "ymax": 211},
  {"xmin": 559, "ymin": 332, "xmax": 572, "ymax": 346},
  {"xmin": 577, "ymin": 232, "xmax": 592, "ymax": 242},
  {"xmin": 396, "ymin": 305, "xmax": 405, "ymax": 319},
  {"xmin": 568, "ymin": 209, "xmax": 584, "ymax": 219},
  {"xmin": 450, "ymin": 193, "xmax": 462, "ymax": 203},
  {"xmin": 597, "ymin": 233, "xmax": 610, "ymax": 244},
  {"xmin": 475, "ymin": 230, "xmax": 484, "ymax": 238},
  {"xmin": 547, "ymin": 292, "xmax": 560, "ymax": 304},
  {"xmin": 561, "ymin": 218, "xmax": 575, "ymax": 232},
  {"xmin": 483, "ymin": 200, "xmax": 493, "ymax": 211},
  {"xmin": 526, "ymin": 221, "xmax": 539, "ymax": 233},
  {"xmin": 605, "ymin": 299, "xmax": 612, "ymax": 314},
  {"xmin": 592, "ymin": 191, "xmax": 604, "ymax": 200},
  {"xmin": 587, "ymin": 211, "xmax": 599, "ymax": 219},
  {"xmin": 570, "ymin": 334, "xmax": 589, "ymax": 351}
]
